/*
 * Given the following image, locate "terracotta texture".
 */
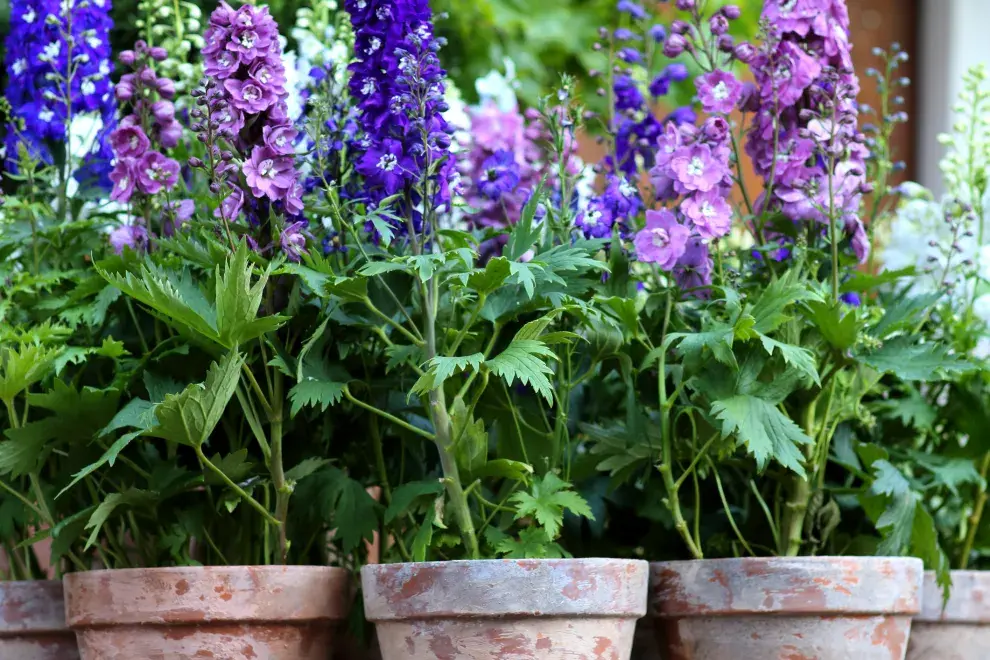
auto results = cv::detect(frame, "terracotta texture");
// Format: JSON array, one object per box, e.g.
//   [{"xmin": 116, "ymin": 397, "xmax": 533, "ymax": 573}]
[
  {"xmin": 64, "ymin": 565, "xmax": 350, "ymax": 660},
  {"xmin": 907, "ymin": 570, "xmax": 990, "ymax": 660},
  {"xmin": 650, "ymin": 557, "xmax": 923, "ymax": 660},
  {"xmin": 362, "ymin": 558, "xmax": 649, "ymax": 659},
  {"xmin": 0, "ymin": 580, "xmax": 78, "ymax": 659}
]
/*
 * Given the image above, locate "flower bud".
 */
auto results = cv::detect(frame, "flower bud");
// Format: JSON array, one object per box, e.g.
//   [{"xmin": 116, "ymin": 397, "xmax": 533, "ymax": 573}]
[
  {"xmin": 671, "ymin": 20, "xmax": 690, "ymax": 34},
  {"xmin": 189, "ymin": 157, "xmax": 204, "ymax": 169},
  {"xmin": 709, "ymin": 14, "xmax": 729, "ymax": 35},
  {"xmin": 675, "ymin": 0, "xmax": 695, "ymax": 9},
  {"xmin": 138, "ymin": 67, "xmax": 157, "ymax": 84},
  {"xmin": 156, "ymin": 78, "xmax": 176, "ymax": 99},
  {"xmin": 733, "ymin": 42, "xmax": 756, "ymax": 63},
  {"xmin": 118, "ymin": 50, "xmax": 136, "ymax": 66},
  {"xmin": 717, "ymin": 34, "xmax": 735, "ymax": 52},
  {"xmin": 721, "ymin": 4, "xmax": 742, "ymax": 19},
  {"xmin": 150, "ymin": 46, "xmax": 168, "ymax": 61},
  {"xmin": 663, "ymin": 34, "xmax": 687, "ymax": 57}
]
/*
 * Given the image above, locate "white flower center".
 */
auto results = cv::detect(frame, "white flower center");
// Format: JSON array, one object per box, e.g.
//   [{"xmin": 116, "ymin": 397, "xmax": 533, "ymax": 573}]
[
  {"xmin": 12, "ymin": 59, "xmax": 27, "ymax": 75},
  {"xmin": 585, "ymin": 210, "xmax": 602, "ymax": 227},
  {"xmin": 129, "ymin": 135, "xmax": 139, "ymax": 149},
  {"xmin": 41, "ymin": 41, "xmax": 61, "ymax": 62},
  {"xmin": 367, "ymin": 37, "xmax": 381, "ymax": 54},
  {"xmin": 87, "ymin": 37, "xmax": 102, "ymax": 49},
  {"xmin": 712, "ymin": 81, "xmax": 729, "ymax": 101},
  {"xmin": 376, "ymin": 7, "xmax": 390, "ymax": 19},
  {"xmin": 40, "ymin": 109, "xmax": 54, "ymax": 122},
  {"xmin": 260, "ymin": 159, "xmax": 277, "ymax": 178},
  {"xmin": 361, "ymin": 78, "xmax": 376, "ymax": 95},
  {"xmin": 23, "ymin": 7, "xmax": 36, "ymax": 22},
  {"xmin": 701, "ymin": 202, "xmax": 716, "ymax": 218},
  {"xmin": 243, "ymin": 85, "xmax": 260, "ymax": 101},
  {"xmin": 356, "ymin": 0, "xmax": 366, "ymax": 8},
  {"xmin": 239, "ymin": 32, "xmax": 256, "ymax": 49},
  {"xmin": 257, "ymin": 67, "xmax": 271, "ymax": 83},
  {"xmin": 81, "ymin": 79, "xmax": 96, "ymax": 96},
  {"xmin": 118, "ymin": 176, "xmax": 129, "ymax": 190},
  {"xmin": 275, "ymin": 135, "xmax": 286, "ymax": 147},
  {"xmin": 781, "ymin": 0, "xmax": 798, "ymax": 12},
  {"xmin": 377, "ymin": 154, "xmax": 398, "ymax": 172},
  {"xmin": 219, "ymin": 53, "xmax": 232, "ymax": 67},
  {"xmin": 650, "ymin": 228, "xmax": 671, "ymax": 248},
  {"xmin": 146, "ymin": 167, "xmax": 160, "ymax": 181},
  {"xmin": 687, "ymin": 157, "xmax": 705, "ymax": 178},
  {"xmin": 619, "ymin": 179, "xmax": 636, "ymax": 197}
]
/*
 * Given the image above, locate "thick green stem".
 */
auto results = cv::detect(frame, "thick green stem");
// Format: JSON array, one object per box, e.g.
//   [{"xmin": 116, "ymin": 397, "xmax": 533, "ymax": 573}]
[
  {"xmin": 960, "ymin": 451, "xmax": 990, "ymax": 569},
  {"xmin": 196, "ymin": 446, "xmax": 281, "ymax": 527},
  {"xmin": 270, "ymin": 371, "xmax": 291, "ymax": 564},
  {"xmin": 424, "ymin": 278, "xmax": 480, "ymax": 559},
  {"xmin": 781, "ymin": 401, "xmax": 817, "ymax": 556}
]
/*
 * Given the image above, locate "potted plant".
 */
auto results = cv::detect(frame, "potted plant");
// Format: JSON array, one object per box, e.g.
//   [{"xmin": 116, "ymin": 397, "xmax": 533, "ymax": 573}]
[
  {"xmin": 870, "ymin": 64, "xmax": 990, "ymax": 660},
  {"xmin": 573, "ymin": 0, "xmax": 957, "ymax": 658}
]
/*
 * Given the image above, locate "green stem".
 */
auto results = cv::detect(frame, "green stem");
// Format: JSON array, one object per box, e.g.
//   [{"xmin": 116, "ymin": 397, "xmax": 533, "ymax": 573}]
[
  {"xmin": 960, "ymin": 451, "xmax": 990, "ymax": 569},
  {"xmin": 270, "ymin": 370, "xmax": 290, "ymax": 564},
  {"xmin": 448, "ymin": 293, "xmax": 485, "ymax": 355},
  {"xmin": 781, "ymin": 401, "xmax": 817, "ymax": 556},
  {"xmin": 195, "ymin": 446, "xmax": 281, "ymax": 527},
  {"xmin": 344, "ymin": 387, "xmax": 435, "ymax": 441},
  {"xmin": 364, "ymin": 299, "xmax": 425, "ymax": 347}
]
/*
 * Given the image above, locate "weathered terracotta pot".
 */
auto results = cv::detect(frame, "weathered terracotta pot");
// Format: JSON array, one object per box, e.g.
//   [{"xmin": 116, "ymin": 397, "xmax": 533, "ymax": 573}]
[
  {"xmin": 64, "ymin": 566, "xmax": 350, "ymax": 660},
  {"xmin": 362, "ymin": 558, "xmax": 649, "ymax": 659},
  {"xmin": 907, "ymin": 570, "xmax": 990, "ymax": 660},
  {"xmin": 651, "ymin": 557, "xmax": 923, "ymax": 660},
  {"xmin": 0, "ymin": 581, "xmax": 78, "ymax": 659}
]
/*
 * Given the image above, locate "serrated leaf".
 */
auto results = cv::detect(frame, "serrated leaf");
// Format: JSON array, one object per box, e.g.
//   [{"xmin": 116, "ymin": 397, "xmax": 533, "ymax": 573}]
[
  {"xmin": 504, "ymin": 180, "xmax": 545, "ymax": 260},
  {"xmin": 285, "ymin": 457, "xmax": 330, "ymax": 482},
  {"xmin": 288, "ymin": 378, "xmax": 346, "ymax": 416},
  {"xmin": 0, "ymin": 344, "xmax": 61, "ymax": 404},
  {"xmin": 509, "ymin": 472, "xmax": 594, "ymax": 539},
  {"xmin": 806, "ymin": 301, "xmax": 858, "ymax": 351},
  {"xmin": 0, "ymin": 419, "xmax": 58, "ymax": 477},
  {"xmin": 749, "ymin": 271, "xmax": 817, "ymax": 333},
  {"xmin": 861, "ymin": 337, "xmax": 972, "ymax": 382},
  {"xmin": 508, "ymin": 261, "xmax": 540, "ymax": 298},
  {"xmin": 385, "ymin": 480, "xmax": 444, "ymax": 523},
  {"xmin": 491, "ymin": 526, "xmax": 569, "ymax": 559},
  {"xmin": 710, "ymin": 395, "xmax": 811, "ymax": 476},
  {"xmin": 204, "ymin": 449, "xmax": 253, "ymax": 485},
  {"xmin": 486, "ymin": 340, "xmax": 557, "ymax": 404},
  {"xmin": 358, "ymin": 261, "xmax": 408, "ymax": 277},
  {"xmin": 144, "ymin": 352, "xmax": 244, "ymax": 448},
  {"xmin": 385, "ymin": 344, "xmax": 425, "ymax": 373},
  {"xmin": 84, "ymin": 489, "xmax": 155, "ymax": 549},
  {"xmin": 411, "ymin": 354, "xmax": 484, "ymax": 396},
  {"xmin": 464, "ymin": 257, "xmax": 511, "ymax": 295},
  {"xmin": 369, "ymin": 215, "xmax": 396, "ymax": 247},
  {"xmin": 325, "ymin": 277, "xmax": 368, "ymax": 303},
  {"xmin": 665, "ymin": 322, "xmax": 737, "ymax": 368},
  {"xmin": 758, "ymin": 335, "xmax": 821, "ymax": 386},
  {"xmin": 215, "ymin": 243, "xmax": 287, "ymax": 348}
]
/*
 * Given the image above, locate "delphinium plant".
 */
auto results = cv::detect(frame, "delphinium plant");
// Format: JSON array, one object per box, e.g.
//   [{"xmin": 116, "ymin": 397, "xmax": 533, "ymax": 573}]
[
  {"xmin": 579, "ymin": 0, "xmax": 969, "ymax": 568},
  {"xmin": 869, "ymin": 64, "xmax": 990, "ymax": 582}
]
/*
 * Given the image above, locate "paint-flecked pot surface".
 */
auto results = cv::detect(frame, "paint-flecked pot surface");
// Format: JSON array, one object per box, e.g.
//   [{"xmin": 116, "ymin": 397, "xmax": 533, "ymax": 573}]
[
  {"xmin": 907, "ymin": 571, "xmax": 990, "ymax": 660},
  {"xmin": 362, "ymin": 558, "xmax": 649, "ymax": 659},
  {"xmin": 64, "ymin": 566, "xmax": 350, "ymax": 660},
  {"xmin": 650, "ymin": 557, "xmax": 923, "ymax": 660},
  {"xmin": 0, "ymin": 581, "xmax": 78, "ymax": 659}
]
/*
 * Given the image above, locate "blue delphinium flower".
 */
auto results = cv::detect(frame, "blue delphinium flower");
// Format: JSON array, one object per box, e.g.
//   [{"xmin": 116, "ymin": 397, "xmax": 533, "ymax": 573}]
[
  {"xmin": 3, "ymin": 0, "xmax": 116, "ymax": 189},
  {"xmin": 346, "ymin": 0, "xmax": 457, "ymax": 235},
  {"xmin": 477, "ymin": 150, "xmax": 520, "ymax": 201}
]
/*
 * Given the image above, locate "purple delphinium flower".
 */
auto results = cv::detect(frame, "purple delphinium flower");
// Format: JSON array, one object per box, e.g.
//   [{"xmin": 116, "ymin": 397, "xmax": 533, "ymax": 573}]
[
  {"xmin": 110, "ymin": 125, "xmax": 151, "ymax": 159},
  {"xmin": 649, "ymin": 25, "xmax": 667, "ymax": 42},
  {"xmin": 614, "ymin": 75, "xmax": 646, "ymax": 112},
  {"xmin": 673, "ymin": 237, "xmax": 713, "ymax": 292},
  {"xmin": 634, "ymin": 209, "xmax": 690, "ymax": 270},
  {"xmin": 136, "ymin": 151, "xmax": 181, "ymax": 195},
  {"xmin": 575, "ymin": 198, "xmax": 616, "ymax": 240},
  {"xmin": 110, "ymin": 224, "xmax": 149, "ymax": 254},
  {"xmin": 670, "ymin": 144, "xmax": 725, "ymax": 193},
  {"xmin": 477, "ymin": 150, "xmax": 521, "ymax": 201},
  {"xmin": 346, "ymin": 0, "xmax": 457, "ymax": 234},
  {"xmin": 681, "ymin": 192, "xmax": 732, "ymax": 239},
  {"xmin": 617, "ymin": 0, "xmax": 647, "ymax": 19},
  {"xmin": 280, "ymin": 220, "xmax": 310, "ymax": 261},
  {"xmin": 840, "ymin": 291, "xmax": 861, "ymax": 307},
  {"xmin": 109, "ymin": 160, "xmax": 136, "ymax": 203},
  {"xmin": 695, "ymin": 70, "xmax": 743, "ymax": 114},
  {"xmin": 163, "ymin": 198, "xmax": 196, "ymax": 236},
  {"xmin": 746, "ymin": 0, "xmax": 871, "ymax": 263},
  {"xmin": 204, "ymin": 1, "xmax": 300, "ymax": 212}
]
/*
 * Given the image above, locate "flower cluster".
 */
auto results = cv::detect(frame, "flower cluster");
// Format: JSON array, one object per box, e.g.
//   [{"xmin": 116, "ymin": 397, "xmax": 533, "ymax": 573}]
[
  {"xmin": 203, "ymin": 1, "xmax": 302, "ymax": 214},
  {"xmin": 2, "ymin": 0, "xmax": 116, "ymax": 185},
  {"xmin": 346, "ymin": 0, "xmax": 457, "ymax": 230},
  {"xmin": 746, "ymin": 0, "xmax": 871, "ymax": 261},
  {"xmin": 107, "ymin": 42, "xmax": 186, "ymax": 252}
]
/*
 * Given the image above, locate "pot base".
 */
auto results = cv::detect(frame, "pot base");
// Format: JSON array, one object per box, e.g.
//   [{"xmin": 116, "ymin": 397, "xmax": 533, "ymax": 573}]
[
  {"xmin": 0, "ymin": 636, "xmax": 79, "ymax": 660},
  {"xmin": 375, "ymin": 617, "xmax": 635, "ymax": 659},
  {"xmin": 907, "ymin": 622, "xmax": 989, "ymax": 660},
  {"xmin": 657, "ymin": 614, "xmax": 913, "ymax": 660},
  {"xmin": 74, "ymin": 623, "xmax": 334, "ymax": 660}
]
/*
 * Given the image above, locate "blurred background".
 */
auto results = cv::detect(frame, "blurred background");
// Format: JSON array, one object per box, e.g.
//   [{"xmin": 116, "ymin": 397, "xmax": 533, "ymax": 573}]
[{"xmin": 1, "ymin": 0, "xmax": 984, "ymax": 194}]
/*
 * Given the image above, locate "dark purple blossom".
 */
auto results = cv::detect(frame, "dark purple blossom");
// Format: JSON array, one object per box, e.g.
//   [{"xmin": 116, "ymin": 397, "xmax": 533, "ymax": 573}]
[{"xmin": 477, "ymin": 150, "xmax": 521, "ymax": 201}]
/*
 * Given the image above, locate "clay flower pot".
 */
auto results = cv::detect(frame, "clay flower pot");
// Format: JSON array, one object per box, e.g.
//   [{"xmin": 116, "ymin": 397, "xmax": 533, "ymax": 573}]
[
  {"xmin": 650, "ymin": 557, "xmax": 923, "ymax": 660},
  {"xmin": 64, "ymin": 566, "xmax": 350, "ymax": 659},
  {"xmin": 362, "ymin": 558, "xmax": 649, "ymax": 659},
  {"xmin": 907, "ymin": 571, "xmax": 990, "ymax": 660},
  {"xmin": 0, "ymin": 581, "xmax": 78, "ymax": 659}
]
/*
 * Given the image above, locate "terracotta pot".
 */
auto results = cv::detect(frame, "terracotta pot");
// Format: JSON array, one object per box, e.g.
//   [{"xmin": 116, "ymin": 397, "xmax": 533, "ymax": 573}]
[
  {"xmin": 362, "ymin": 558, "xmax": 649, "ymax": 659},
  {"xmin": 64, "ymin": 566, "xmax": 350, "ymax": 660},
  {"xmin": 0, "ymin": 581, "xmax": 78, "ymax": 659},
  {"xmin": 650, "ymin": 557, "xmax": 923, "ymax": 660},
  {"xmin": 632, "ymin": 618, "xmax": 662, "ymax": 659},
  {"xmin": 907, "ymin": 570, "xmax": 990, "ymax": 660}
]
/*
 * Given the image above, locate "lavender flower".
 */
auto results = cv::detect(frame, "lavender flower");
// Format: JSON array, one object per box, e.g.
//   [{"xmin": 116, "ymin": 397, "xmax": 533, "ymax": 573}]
[
  {"xmin": 695, "ymin": 71, "xmax": 743, "ymax": 114},
  {"xmin": 634, "ymin": 209, "xmax": 690, "ymax": 269}
]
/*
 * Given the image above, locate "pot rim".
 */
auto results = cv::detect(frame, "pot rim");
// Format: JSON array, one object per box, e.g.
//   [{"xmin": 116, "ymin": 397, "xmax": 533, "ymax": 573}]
[
  {"xmin": 64, "ymin": 565, "xmax": 351, "ymax": 628},
  {"xmin": 0, "ymin": 580, "xmax": 72, "ymax": 637},
  {"xmin": 650, "ymin": 556, "xmax": 923, "ymax": 618},
  {"xmin": 362, "ymin": 558, "xmax": 649, "ymax": 621},
  {"xmin": 917, "ymin": 570, "xmax": 990, "ymax": 623}
]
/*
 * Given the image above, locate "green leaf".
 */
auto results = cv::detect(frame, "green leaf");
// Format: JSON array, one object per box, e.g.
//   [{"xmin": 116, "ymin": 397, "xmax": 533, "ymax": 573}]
[
  {"xmin": 710, "ymin": 395, "xmax": 812, "ymax": 476},
  {"xmin": 369, "ymin": 216, "xmax": 396, "ymax": 247},
  {"xmin": 472, "ymin": 459, "xmax": 534, "ymax": 482},
  {"xmin": 288, "ymin": 379, "xmax": 346, "ymax": 417},
  {"xmin": 284, "ymin": 458, "xmax": 330, "ymax": 482},
  {"xmin": 750, "ymin": 273, "xmax": 817, "ymax": 334},
  {"xmin": 295, "ymin": 467, "xmax": 379, "ymax": 554},
  {"xmin": 464, "ymin": 257, "xmax": 511, "ymax": 295},
  {"xmin": 599, "ymin": 296, "xmax": 640, "ymax": 338},
  {"xmin": 145, "ymin": 352, "xmax": 245, "ymax": 448},
  {"xmin": 758, "ymin": 335, "xmax": 821, "ymax": 386},
  {"xmin": 806, "ymin": 301, "xmax": 859, "ymax": 351},
  {"xmin": 509, "ymin": 472, "xmax": 594, "ymax": 540},
  {"xmin": 490, "ymin": 526, "xmax": 569, "ymax": 559},
  {"xmin": 385, "ymin": 480, "xmax": 444, "ymax": 524},
  {"xmin": 325, "ymin": 277, "xmax": 368, "ymax": 303},
  {"xmin": 504, "ymin": 180, "xmax": 544, "ymax": 260},
  {"xmin": 508, "ymin": 261, "xmax": 540, "ymax": 298},
  {"xmin": 486, "ymin": 340, "xmax": 557, "ymax": 404},
  {"xmin": 215, "ymin": 243, "xmax": 287, "ymax": 348},
  {"xmin": 0, "ymin": 343, "xmax": 61, "ymax": 404},
  {"xmin": 874, "ymin": 390, "xmax": 936, "ymax": 430},
  {"xmin": 358, "ymin": 261, "xmax": 408, "ymax": 277},
  {"xmin": 96, "ymin": 262, "xmax": 220, "ymax": 343},
  {"xmin": 84, "ymin": 489, "xmax": 155, "ymax": 549},
  {"xmin": 0, "ymin": 419, "xmax": 58, "ymax": 477},
  {"xmin": 871, "ymin": 291, "xmax": 942, "ymax": 338},
  {"xmin": 58, "ymin": 430, "xmax": 143, "ymax": 499},
  {"xmin": 385, "ymin": 344, "xmax": 425, "ymax": 373},
  {"xmin": 860, "ymin": 337, "xmax": 972, "ymax": 382},
  {"xmin": 450, "ymin": 397, "xmax": 488, "ymax": 476},
  {"xmin": 204, "ymin": 449, "xmax": 253, "ymax": 486},
  {"xmin": 278, "ymin": 262, "xmax": 330, "ymax": 292},
  {"xmin": 411, "ymin": 354, "xmax": 484, "ymax": 396},
  {"xmin": 411, "ymin": 504, "xmax": 437, "ymax": 562},
  {"xmin": 665, "ymin": 322, "xmax": 737, "ymax": 368}
]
